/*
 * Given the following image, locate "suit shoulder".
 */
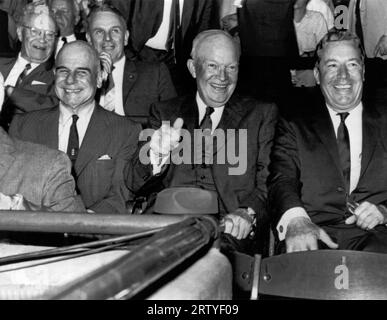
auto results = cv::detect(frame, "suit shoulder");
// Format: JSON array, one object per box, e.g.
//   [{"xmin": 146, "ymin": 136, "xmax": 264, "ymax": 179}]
[
  {"xmin": 231, "ymin": 96, "xmax": 278, "ymax": 116},
  {"xmin": 13, "ymin": 137, "xmax": 67, "ymax": 164},
  {"xmin": 98, "ymin": 107, "xmax": 142, "ymax": 131}
]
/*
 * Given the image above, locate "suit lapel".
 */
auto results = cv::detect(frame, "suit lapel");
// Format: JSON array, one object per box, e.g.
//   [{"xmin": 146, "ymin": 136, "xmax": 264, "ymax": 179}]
[
  {"xmin": 40, "ymin": 108, "xmax": 59, "ymax": 150},
  {"xmin": 359, "ymin": 104, "xmax": 379, "ymax": 180},
  {"xmin": 122, "ymin": 59, "xmax": 138, "ymax": 114},
  {"xmin": 1, "ymin": 58, "xmax": 16, "ymax": 79},
  {"xmin": 74, "ymin": 106, "xmax": 110, "ymax": 175},
  {"xmin": 310, "ymin": 103, "xmax": 343, "ymax": 178},
  {"xmin": 22, "ymin": 59, "xmax": 54, "ymax": 84},
  {"xmin": 181, "ymin": 0, "xmax": 195, "ymax": 39}
]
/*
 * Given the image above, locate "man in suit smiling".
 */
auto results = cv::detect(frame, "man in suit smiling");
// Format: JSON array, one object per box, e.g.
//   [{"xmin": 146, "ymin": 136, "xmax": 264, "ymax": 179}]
[
  {"xmin": 10, "ymin": 41, "xmax": 141, "ymax": 214},
  {"xmin": 268, "ymin": 30, "xmax": 387, "ymax": 253},
  {"xmin": 0, "ymin": 2, "xmax": 59, "ymax": 130}
]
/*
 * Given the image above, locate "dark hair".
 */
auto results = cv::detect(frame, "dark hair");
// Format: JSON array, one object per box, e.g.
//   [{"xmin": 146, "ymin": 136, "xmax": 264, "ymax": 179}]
[
  {"xmin": 316, "ymin": 29, "xmax": 365, "ymax": 64},
  {"xmin": 86, "ymin": 3, "xmax": 126, "ymax": 32}
]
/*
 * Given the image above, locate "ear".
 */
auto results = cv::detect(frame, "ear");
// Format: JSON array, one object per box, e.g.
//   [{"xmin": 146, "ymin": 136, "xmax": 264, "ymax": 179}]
[
  {"xmin": 187, "ymin": 59, "xmax": 196, "ymax": 79},
  {"xmin": 16, "ymin": 26, "xmax": 23, "ymax": 42},
  {"xmin": 313, "ymin": 66, "xmax": 320, "ymax": 85},
  {"xmin": 124, "ymin": 30, "xmax": 129, "ymax": 46},
  {"xmin": 86, "ymin": 32, "xmax": 91, "ymax": 44}
]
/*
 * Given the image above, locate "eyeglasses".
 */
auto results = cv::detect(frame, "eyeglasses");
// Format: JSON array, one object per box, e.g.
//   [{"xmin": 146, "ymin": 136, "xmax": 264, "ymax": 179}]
[
  {"xmin": 202, "ymin": 61, "xmax": 239, "ymax": 75},
  {"xmin": 23, "ymin": 26, "xmax": 57, "ymax": 40}
]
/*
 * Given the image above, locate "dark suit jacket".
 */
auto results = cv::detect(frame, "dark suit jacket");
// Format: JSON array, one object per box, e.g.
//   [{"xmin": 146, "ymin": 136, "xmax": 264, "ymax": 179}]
[
  {"xmin": 0, "ymin": 127, "xmax": 84, "ymax": 212},
  {"xmin": 268, "ymin": 94, "xmax": 387, "ymax": 227},
  {"xmin": 129, "ymin": 95, "xmax": 278, "ymax": 222},
  {"xmin": 9, "ymin": 105, "xmax": 142, "ymax": 214},
  {"xmin": 127, "ymin": 0, "xmax": 217, "ymax": 64},
  {"xmin": 98, "ymin": 57, "xmax": 177, "ymax": 124},
  {"xmin": 0, "ymin": 57, "xmax": 58, "ymax": 128},
  {"xmin": 237, "ymin": 0, "xmax": 298, "ymax": 58}
]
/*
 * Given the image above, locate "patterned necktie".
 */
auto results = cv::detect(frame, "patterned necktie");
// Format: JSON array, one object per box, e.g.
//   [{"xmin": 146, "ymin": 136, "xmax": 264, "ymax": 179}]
[
  {"xmin": 16, "ymin": 63, "xmax": 31, "ymax": 87},
  {"xmin": 67, "ymin": 114, "xmax": 79, "ymax": 163},
  {"xmin": 198, "ymin": 106, "xmax": 214, "ymax": 164},
  {"xmin": 100, "ymin": 71, "xmax": 115, "ymax": 112},
  {"xmin": 337, "ymin": 112, "xmax": 351, "ymax": 192}
]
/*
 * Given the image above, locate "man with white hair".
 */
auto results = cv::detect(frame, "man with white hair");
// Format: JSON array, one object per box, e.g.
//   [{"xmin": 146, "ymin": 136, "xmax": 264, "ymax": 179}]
[{"xmin": 0, "ymin": 2, "xmax": 59, "ymax": 130}]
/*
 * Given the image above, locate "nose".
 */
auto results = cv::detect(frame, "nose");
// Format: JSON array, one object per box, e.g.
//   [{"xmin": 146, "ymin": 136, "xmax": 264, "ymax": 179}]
[
  {"xmin": 337, "ymin": 65, "xmax": 349, "ymax": 80},
  {"xmin": 217, "ymin": 66, "xmax": 227, "ymax": 81},
  {"xmin": 104, "ymin": 31, "xmax": 112, "ymax": 42},
  {"xmin": 65, "ymin": 72, "xmax": 75, "ymax": 85}
]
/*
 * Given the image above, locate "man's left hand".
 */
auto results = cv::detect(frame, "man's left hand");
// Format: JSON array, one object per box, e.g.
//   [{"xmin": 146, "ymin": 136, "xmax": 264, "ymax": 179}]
[
  {"xmin": 374, "ymin": 35, "xmax": 387, "ymax": 56},
  {"xmin": 345, "ymin": 201, "xmax": 387, "ymax": 230},
  {"xmin": 222, "ymin": 208, "xmax": 254, "ymax": 240}
]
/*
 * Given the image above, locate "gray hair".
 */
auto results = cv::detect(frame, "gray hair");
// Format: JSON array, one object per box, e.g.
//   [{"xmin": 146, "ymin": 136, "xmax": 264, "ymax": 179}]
[
  {"xmin": 18, "ymin": 2, "xmax": 58, "ymax": 31},
  {"xmin": 190, "ymin": 29, "xmax": 241, "ymax": 61}
]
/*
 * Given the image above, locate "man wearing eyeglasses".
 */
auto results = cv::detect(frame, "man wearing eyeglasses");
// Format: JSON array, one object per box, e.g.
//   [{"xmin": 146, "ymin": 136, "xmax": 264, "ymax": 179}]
[
  {"xmin": 128, "ymin": 30, "xmax": 278, "ymax": 254},
  {"xmin": 0, "ymin": 2, "xmax": 59, "ymax": 130}
]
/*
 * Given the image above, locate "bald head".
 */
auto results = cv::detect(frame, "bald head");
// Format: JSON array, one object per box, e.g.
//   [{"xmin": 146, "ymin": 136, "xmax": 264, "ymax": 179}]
[
  {"xmin": 55, "ymin": 41, "xmax": 102, "ymax": 111},
  {"xmin": 57, "ymin": 40, "xmax": 100, "ymax": 71}
]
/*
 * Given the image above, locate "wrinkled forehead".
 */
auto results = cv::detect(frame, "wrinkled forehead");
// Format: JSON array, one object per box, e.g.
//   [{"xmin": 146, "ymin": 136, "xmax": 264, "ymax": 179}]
[
  {"xmin": 51, "ymin": 0, "xmax": 74, "ymax": 10},
  {"xmin": 320, "ymin": 40, "xmax": 363, "ymax": 63},
  {"xmin": 27, "ymin": 13, "xmax": 56, "ymax": 31},
  {"xmin": 57, "ymin": 45, "xmax": 99, "ymax": 72},
  {"xmin": 197, "ymin": 35, "xmax": 239, "ymax": 62}
]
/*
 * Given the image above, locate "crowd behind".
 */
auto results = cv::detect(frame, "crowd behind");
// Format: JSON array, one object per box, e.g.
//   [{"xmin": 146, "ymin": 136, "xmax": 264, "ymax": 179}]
[{"xmin": 1, "ymin": 0, "xmax": 387, "ymax": 273}]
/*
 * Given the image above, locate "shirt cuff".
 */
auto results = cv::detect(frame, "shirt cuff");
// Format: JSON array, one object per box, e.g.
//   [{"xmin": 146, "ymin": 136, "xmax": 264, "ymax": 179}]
[
  {"xmin": 277, "ymin": 207, "xmax": 310, "ymax": 241},
  {"xmin": 150, "ymin": 148, "xmax": 169, "ymax": 175}
]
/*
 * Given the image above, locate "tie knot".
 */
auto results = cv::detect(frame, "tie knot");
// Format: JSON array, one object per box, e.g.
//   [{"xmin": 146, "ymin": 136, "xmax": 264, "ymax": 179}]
[
  {"xmin": 25, "ymin": 63, "xmax": 31, "ymax": 71},
  {"xmin": 72, "ymin": 114, "xmax": 79, "ymax": 123},
  {"xmin": 337, "ymin": 112, "xmax": 349, "ymax": 123},
  {"xmin": 205, "ymin": 107, "xmax": 214, "ymax": 117},
  {"xmin": 62, "ymin": 37, "xmax": 68, "ymax": 44}
]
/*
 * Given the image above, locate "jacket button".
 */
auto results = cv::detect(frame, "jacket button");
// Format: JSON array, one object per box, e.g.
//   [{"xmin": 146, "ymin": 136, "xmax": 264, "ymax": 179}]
[{"xmin": 337, "ymin": 187, "xmax": 344, "ymax": 193}]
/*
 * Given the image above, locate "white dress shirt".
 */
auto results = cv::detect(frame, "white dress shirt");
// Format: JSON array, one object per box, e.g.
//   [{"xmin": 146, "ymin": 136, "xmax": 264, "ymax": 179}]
[
  {"xmin": 145, "ymin": 0, "xmax": 184, "ymax": 50},
  {"xmin": 4, "ymin": 53, "xmax": 39, "ymax": 87},
  {"xmin": 99, "ymin": 55, "xmax": 125, "ymax": 116},
  {"xmin": 55, "ymin": 33, "xmax": 77, "ymax": 57},
  {"xmin": 58, "ymin": 101, "xmax": 95, "ymax": 153},
  {"xmin": 277, "ymin": 103, "xmax": 363, "ymax": 240}
]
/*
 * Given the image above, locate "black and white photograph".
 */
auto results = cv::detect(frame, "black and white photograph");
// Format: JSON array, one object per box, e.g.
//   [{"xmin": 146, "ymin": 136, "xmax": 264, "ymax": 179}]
[{"xmin": 0, "ymin": 0, "xmax": 386, "ymax": 307}]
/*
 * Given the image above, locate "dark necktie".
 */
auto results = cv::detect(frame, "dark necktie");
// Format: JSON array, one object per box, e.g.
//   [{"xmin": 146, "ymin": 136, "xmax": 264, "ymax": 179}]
[
  {"xmin": 16, "ymin": 63, "xmax": 31, "ymax": 87},
  {"xmin": 337, "ymin": 112, "xmax": 351, "ymax": 192},
  {"xmin": 200, "ymin": 106, "xmax": 214, "ymax": 131},
  {"xmin": 355, "ymin": 0, "xmax": 364, "ymax": 47},
  {"xmin": 67, "ymin": 114, "xmax": 79, "ymax": 163},
  {"xmin": 199, "ymin": 106, "xmax": 214, "ymax": 165}
]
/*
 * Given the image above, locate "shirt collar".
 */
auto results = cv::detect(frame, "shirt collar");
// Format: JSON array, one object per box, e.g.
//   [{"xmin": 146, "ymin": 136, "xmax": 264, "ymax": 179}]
[
  {"xmin": 64, "ymin": 34, "xmax": 76, "ymax": 42},
  {"xmin": 59, "ymin": 100, "xmax": 95, "ymax": 124},
  {"xmin": 113, "ymin": 55, "xmax": 126, "ymax": 70},
  {"xmin": 17, "ymin": 53, "xmax": 39, "ymax": 69},
  {"xmin": 326, "ymin": 101, "xmax": 363, "ymax": 120},
  {"xmin": 195, "ymin": 92, "xmax": 225, "ymax": 120}
]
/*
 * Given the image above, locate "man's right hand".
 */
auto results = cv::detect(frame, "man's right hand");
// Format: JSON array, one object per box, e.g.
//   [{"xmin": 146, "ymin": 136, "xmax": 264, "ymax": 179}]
[
  {"xmin": 285, "ymin": 216, "xmax": 338, "ymax": 252},
  {"xmin": 150, "ymin": 118, "xmax": 184, "ymax": 158},
  {"xmin": 99, "ymin": 51, "xmax": 113, "ymax": 82}
]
